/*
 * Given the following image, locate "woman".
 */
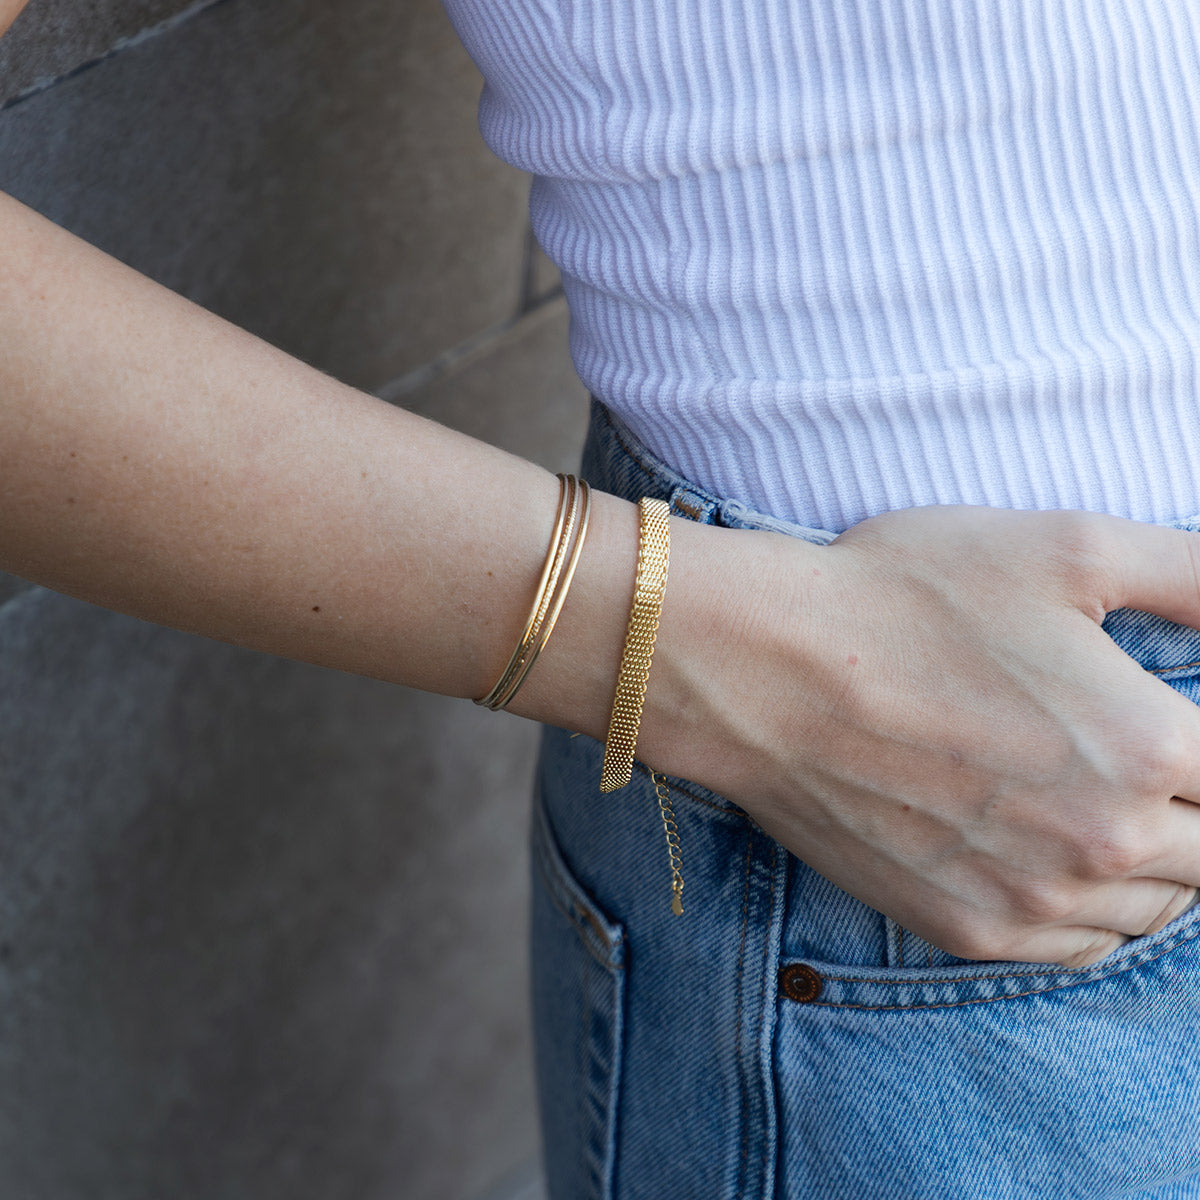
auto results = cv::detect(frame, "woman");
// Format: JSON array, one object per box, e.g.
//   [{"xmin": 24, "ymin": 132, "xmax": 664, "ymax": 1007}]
[{"xmin": 3, "ymin": 0, "xmax": 1200, "ymax": 1194}]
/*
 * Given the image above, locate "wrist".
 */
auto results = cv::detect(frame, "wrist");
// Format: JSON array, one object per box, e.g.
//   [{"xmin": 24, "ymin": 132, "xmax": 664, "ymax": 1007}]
[{"xmin": 636, "ymin": 518, "xmax": 833, "ymax": 793}]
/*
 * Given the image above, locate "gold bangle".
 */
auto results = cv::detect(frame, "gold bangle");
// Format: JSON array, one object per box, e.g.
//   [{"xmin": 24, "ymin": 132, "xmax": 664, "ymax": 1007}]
[
  {"xmin": 490, "ymin": 476, "xmax": 591, "ymax": 709},
  {"xmin": 475, "ymin": 474, "xmax": 590, "ymax": 710},
  {"xmin": 600, "ymin": 496, "xmax": 671, "ymax": 792}
]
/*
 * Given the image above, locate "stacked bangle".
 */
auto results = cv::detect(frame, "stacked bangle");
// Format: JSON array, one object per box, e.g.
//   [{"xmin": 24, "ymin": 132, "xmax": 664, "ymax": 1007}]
[
  {"xmin": 475, "ymin": 473, "xmax": 591, "ymax": 711},
  {"xmin": 600, "ymin": 496, "xmax": 671, "ymax": 793},
  {"xmin": 477, "ymin": 482, "xmax": 681, "ymax": 913}
]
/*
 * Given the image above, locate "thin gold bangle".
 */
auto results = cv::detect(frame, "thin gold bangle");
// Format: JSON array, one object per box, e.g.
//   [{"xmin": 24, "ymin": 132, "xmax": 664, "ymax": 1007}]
[
  {"xmin": 490, "ymin": 477, "xmax": 591, "ymax": 709},
  {"xmin": 487, "ymin": 474, "xmax": 579, "ymax": 707},
  {"xmin": 475, "ymin": 474, "xmax": 590, "ymax": 711},
  {"xmin": 600, "ymin": 496, "xmax": 671, "ymax": 792},
  {"xmin": 476, "ymin": 474, "xmax": 570, "ymax": 709}
]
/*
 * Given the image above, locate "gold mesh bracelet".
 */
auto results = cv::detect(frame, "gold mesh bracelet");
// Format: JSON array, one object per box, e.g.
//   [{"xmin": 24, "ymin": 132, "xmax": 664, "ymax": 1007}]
[{"xmin": 600, "ymin": 496, "xmax": 671, "ymax": 792}]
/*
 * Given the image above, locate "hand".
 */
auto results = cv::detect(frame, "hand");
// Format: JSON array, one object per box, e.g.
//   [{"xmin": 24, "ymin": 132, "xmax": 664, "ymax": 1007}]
[{"xmin": 645, "ymin": 505, "xmax": 1200, "ymax": 968}]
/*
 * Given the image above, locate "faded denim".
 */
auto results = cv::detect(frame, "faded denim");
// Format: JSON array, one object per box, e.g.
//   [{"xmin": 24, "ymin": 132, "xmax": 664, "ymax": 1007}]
[{"xmin": 532, "ymin": 401, "xmax": 1200, "ymax": 1199}]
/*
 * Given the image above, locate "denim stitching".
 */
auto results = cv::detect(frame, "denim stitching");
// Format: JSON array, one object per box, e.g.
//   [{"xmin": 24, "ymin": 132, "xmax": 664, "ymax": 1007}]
[
  {"xmin": 759, "ymin": 840, "xmax": 778, "ymax": 1198},
  {"xmin": 790, "ymin": 918, "xmax": 1200, "ymax": 1011},
  {"xmin": 533, "ymin": 808, "xmax": 625, "ymax": 972},
  {"xmin": 817, "ymin": 912, "xmax": 1200, "ymax": 986},
  {"xmin": 534, "ymin": 844, "xmax": 621, "ymax": 972},
  {"xmin": 580, "ymin": 942, "xmax": 596, "ymax": 1197},
  {"xmin": 1148, "ymin": 658, "xmax": 1200, "ymax": 675},
  {"xmin": 734, "ymin": 830, "xmax": 754, "ymax": 1197}
]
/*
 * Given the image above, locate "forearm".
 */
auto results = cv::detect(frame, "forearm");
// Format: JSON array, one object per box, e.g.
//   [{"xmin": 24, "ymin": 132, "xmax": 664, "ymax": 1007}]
[
  {"xmin": 11, "ymin": 189, "xmax": 1200, "ymax": 971},
  {"xmin": 0, "ymin": 0, "xmax": 29, "ymax": 38},
  {"xmin": 0, "ymin": 189, "xmax": 637, "ymax": 734}
]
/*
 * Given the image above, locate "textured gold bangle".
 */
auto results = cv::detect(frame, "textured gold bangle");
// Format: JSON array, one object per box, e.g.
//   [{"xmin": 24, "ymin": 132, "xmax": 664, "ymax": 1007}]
[
  {"xmin": 476, "ymin": 474, "xmax": 590, "ymax": 711},
  {"xmin": 600, "ymin": 496, "xmax": 671, "ymax": 792}
]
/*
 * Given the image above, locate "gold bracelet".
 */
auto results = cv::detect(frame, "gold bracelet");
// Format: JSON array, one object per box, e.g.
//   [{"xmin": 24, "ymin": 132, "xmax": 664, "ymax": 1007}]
[
  {"xmin": 492, "ymin": 476, "xmax": 591, "ymax": 709},
  {"xmin": 600, "ymin": 496, "xmax": 671, "ymax": 792},
  {"xmin": 476, "ymin": 474, "xmax": 591, "ymax": 711}
]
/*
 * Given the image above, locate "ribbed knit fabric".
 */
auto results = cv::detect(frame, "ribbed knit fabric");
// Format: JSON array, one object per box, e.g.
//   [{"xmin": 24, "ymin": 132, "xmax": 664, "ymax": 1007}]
[{"xmin": 444, "ymin": 0, "xmax": 1200, "ymax": 532}]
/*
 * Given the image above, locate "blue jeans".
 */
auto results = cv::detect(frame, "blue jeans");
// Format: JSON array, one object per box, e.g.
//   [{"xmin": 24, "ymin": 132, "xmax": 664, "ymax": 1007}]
[{"xmin": 532, "ymin": 401, "xmax": 1200, "ymax": 1199}]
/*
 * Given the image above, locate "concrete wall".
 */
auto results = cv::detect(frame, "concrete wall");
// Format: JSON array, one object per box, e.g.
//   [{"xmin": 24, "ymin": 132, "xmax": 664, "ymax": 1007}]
[{"xmin": 0, "ymin": 2, "xmax": 585, "ymax": 1197}]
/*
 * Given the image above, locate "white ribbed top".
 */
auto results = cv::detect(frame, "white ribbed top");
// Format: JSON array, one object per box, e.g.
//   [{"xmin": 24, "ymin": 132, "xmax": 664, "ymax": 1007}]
[{"xmin": 444, "ymin": 0, "xmax": 1200, "ymax": 532}]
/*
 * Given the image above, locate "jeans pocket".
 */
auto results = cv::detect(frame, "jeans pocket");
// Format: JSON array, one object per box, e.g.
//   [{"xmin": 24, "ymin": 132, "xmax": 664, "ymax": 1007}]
[
  {"xmin": 773, "ymin": 896, "xmax": 1200, "ymax": 1199},
  {"xmin": 530, "ymin": 795, "xmax": 625, "ymax": 1200}
]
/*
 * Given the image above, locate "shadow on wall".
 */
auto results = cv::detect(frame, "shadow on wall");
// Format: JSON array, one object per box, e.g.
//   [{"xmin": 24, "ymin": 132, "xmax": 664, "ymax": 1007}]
[{"xmin": 0, "ymin": 1, "xmax": 582, "ymax": 1198}]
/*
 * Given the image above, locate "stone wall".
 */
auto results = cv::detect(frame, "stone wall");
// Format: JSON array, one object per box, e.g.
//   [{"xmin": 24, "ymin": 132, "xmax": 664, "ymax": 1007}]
[{"xmin": 0, "ymin": 2, "xmax": 583, "ymax": 1196}]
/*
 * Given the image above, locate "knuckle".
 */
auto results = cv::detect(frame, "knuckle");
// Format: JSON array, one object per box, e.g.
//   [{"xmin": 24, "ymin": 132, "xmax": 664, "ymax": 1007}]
[
  {"xmin": 1121, "ymin": 724, "xmax": 1187, "ymax": 796},
  {"xmin": 1010, "ymin": 881, "xmax": 1075, "ymax": 925},
  {"xmin": 1077, "ymin": 828, "xmax": 1149, "ymax": 881}
]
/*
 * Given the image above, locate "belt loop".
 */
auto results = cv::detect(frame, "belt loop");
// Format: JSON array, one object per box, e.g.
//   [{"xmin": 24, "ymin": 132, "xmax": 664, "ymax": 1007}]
[{"xmin": 668, "ymin": 486, "xmax": 719, "ymax": 524}]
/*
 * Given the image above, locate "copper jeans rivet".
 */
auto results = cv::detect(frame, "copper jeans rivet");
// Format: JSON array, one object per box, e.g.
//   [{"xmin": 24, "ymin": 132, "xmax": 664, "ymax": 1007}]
[{"xmin": 779, "ymin": 962, "xmax": 824, "ymax": 1003}]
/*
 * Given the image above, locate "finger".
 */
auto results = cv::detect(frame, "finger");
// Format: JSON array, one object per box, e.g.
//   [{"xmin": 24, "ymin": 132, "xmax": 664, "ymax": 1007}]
[
  {"xmin": 1066, "ymin": 880, "xmax": 1200, "ymax": 939},
  {"xmin": 1143, "ymin": 884, "xmax": 1200, "ymax": 934},
  {"xmin": 1082, "ymin": 513, "xmax": 1200, "ymax": 629},
  {"xmin": 1139, "ymin": 796, "xmax": 1200, "ymax": 875},
  {"xmin": 999, "ymin": 926, "xmax": 1132, "ymax": 969},
  {"xmin": 1152, "ymin": 689, "xmax": 1200, "ymax": 806}
]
